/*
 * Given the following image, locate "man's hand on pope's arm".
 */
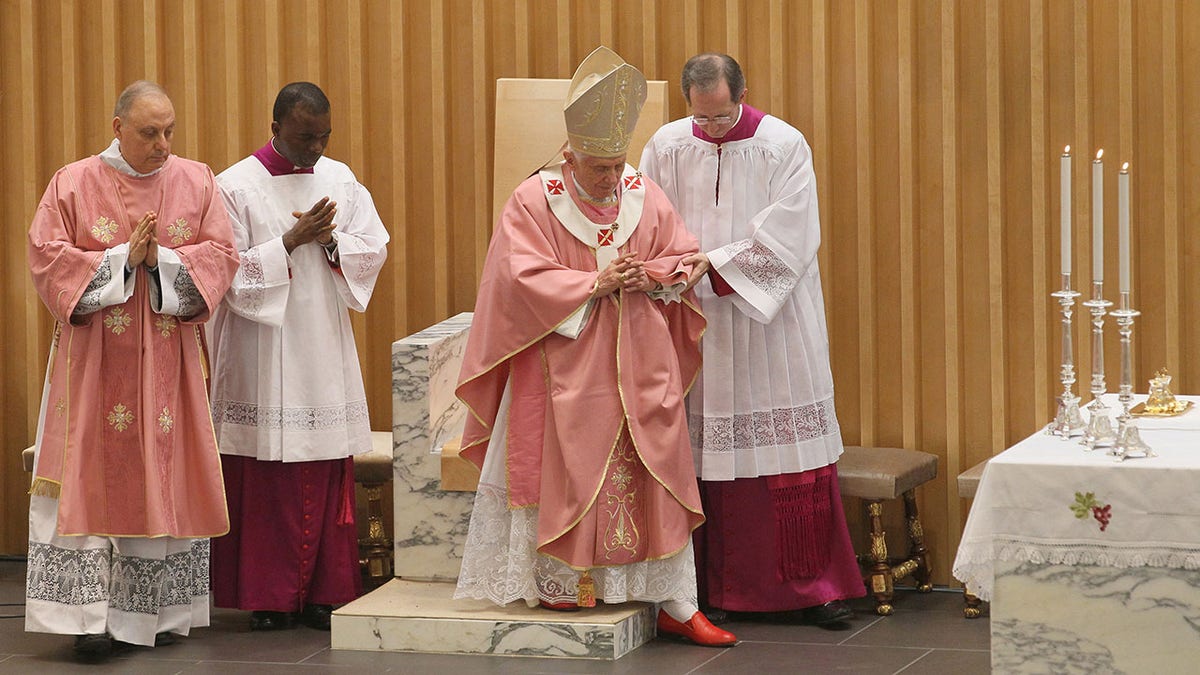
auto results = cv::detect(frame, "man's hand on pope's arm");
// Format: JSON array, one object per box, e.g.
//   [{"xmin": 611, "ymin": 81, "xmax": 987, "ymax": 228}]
[{"xmin": 682, "ymin": 252, "xmax": 710, "ymax": 291}]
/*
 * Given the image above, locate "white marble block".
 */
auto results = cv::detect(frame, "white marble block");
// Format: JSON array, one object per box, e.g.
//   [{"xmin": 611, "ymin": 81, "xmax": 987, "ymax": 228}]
[
  {"xmin": 391, "ymin": 312, "xmax": 475, "ymax": 581},
  {"xmin": 333, "ymin": 579, "xmax": 655, "ymax": 660}
]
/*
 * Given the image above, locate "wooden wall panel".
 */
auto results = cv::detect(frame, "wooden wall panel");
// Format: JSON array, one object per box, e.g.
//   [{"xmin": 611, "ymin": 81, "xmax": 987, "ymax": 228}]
[{"xmin": 3, "ymin": 0, "xmax": 1198, "ymax": 586}]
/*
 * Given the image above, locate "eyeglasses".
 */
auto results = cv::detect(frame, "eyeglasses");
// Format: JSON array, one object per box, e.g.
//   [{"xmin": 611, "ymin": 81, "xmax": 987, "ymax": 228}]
[{"xmin": 692, "ymin": 115, "xmax": 734, "ymax": 127}]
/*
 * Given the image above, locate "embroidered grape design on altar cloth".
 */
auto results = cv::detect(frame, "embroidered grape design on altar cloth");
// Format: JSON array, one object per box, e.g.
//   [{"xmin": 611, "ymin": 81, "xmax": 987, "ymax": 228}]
[{"xmin": 1070, "ymin": 492, "xmax": 1112, "ymax": 532}]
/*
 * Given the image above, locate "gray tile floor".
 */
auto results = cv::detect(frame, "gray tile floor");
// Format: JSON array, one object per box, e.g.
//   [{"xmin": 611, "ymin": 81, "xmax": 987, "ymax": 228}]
[{"xmin": 0, "ymin": 559, "xmax": 990, "ymax": 673}]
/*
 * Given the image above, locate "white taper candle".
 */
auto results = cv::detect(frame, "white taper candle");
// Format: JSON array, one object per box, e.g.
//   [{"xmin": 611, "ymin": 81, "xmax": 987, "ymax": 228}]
[
  {"xmin": 1119, "ymin": 163, "xmax": 1130, "ymax": 293},
  {"xmin": 1092, "ymin": 149, "xmax": 1104, "ymax": 283}
]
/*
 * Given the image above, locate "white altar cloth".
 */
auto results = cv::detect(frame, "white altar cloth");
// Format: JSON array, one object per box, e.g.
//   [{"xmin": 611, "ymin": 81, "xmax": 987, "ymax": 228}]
[{"xmin": 953, "ymin": 394, "xmax": 1200, "ymax": 601}]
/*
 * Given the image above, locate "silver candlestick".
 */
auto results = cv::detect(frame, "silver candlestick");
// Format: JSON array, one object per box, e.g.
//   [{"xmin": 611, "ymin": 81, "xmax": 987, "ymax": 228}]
[
  {"xmin": 1047, "ymin": 273, "xmax": 1085, "ymax": 438},
  {"xmin": 1080, "ymin": 280, "xmax": 1117, "ymax": 449},
  {"xmin": 1109, "ymin": 292, "xmax": 1154, "ymax": 461}
]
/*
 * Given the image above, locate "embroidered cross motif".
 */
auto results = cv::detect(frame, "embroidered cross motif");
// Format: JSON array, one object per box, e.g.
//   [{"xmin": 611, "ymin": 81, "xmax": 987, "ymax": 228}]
[
  {"xmin": 546, "ymin": 179, "xmax": 565, "ymax": 195},
  {"xmin": 104, "ymin": 307, "xmax": 133, "ymax": 335},
  {"xmin": 158, "ymin": 407, "xmax": 174, "ymax": 434},
  {"xmin": 610, "ymin": 466, "xmax": 633, "ymax": 492},
  {"xmin": 597, "ymin": 229, "xmax": 614, "ymax": 246},
  {"xmin": 107, "ymin": 403, "xmax": 134, "ymax": 432},
  {"xmin": 155, "ymin": 315, "xmax": 177, "ymax": 338},
  {"xmin": 623, "ymin": 174, "xmax": 642, "ymax": 190},
  {"xmin": 54, "ymin": 398, "xmax": 66, "ymax": 416},
  {"xmin": 167, "ymin": 218, "xmax": 193, "ymax": 245},
  {"xmin": 603, "ymin": 441, "xmax": 641, "ymax": 559},
  {"xmin": 91, "ymin": 216, "xmax": 118, "ymax": 244}
]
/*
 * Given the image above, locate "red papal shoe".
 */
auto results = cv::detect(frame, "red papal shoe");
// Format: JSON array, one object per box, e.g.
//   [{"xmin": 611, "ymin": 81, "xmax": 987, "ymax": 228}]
[
  {"xmin": 656, "ymin": 609, "xmax": 738, "ymax": 647},
  {"xmin": 539, "ymin": 599, "xmax": 582, "ymax": 611}
]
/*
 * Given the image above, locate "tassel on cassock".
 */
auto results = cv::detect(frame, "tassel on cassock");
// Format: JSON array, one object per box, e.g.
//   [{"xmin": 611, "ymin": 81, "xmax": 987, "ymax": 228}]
[
  {"xmin": 577, "ymin": 570, "xmax": 597, "ymax": 607},
  {"xmin": 337, "ymin": 458, "xmax": 355, "ymax": 526},
  {"xmin": 767, "ymin": 472, "xmax": 833, "ymax": 580}
]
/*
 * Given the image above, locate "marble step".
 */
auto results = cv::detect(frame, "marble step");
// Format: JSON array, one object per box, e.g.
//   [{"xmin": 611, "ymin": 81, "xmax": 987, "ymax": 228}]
[{"xmin": 332, "ymin": 578, "xmax": 656, "ymax": 660}]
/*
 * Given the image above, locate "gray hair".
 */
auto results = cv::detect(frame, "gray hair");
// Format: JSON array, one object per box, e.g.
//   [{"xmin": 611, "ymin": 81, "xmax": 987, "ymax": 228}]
[
  {"xmin": 680, "ymin": 53, "xmax": 745, "ymax": 105},
  {"xmin": 113, "ymin": 80, "xmax": 169, "ymax": 118}
]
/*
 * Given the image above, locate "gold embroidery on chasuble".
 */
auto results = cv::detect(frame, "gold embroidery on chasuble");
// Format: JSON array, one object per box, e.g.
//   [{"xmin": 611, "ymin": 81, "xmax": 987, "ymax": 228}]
[
  {"xmin": 54, "ymin": 398, "xmax": 66, "ymax": 417},
  {"xmin": 107, "ymin": 403, "xmax": 134, "ymax": 432},
  {"xmin": 155, "ymin": 315, "xmax": 177, "ymax": 338},
  {"xmin": 602, "ymin": 437, "xmax": 643, "ymax": 562},
  {"xmin": 104, "ymin": 307, "xmax": 132, "ymax": 334},
  {"xmin": 158, "ymin": 407, "xmax": 174, "ymax": 434},
  {"xmin": 167, "ymin": 218, "xmax": 193, "ymax": 245},
  {"xmin": 91, "ymin": 216, "xmax": 118, "ymax": 243}
]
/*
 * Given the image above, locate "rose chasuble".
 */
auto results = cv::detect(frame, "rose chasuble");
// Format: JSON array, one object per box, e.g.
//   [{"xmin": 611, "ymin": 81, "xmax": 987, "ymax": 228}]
[
  {"xmin": 26, "ymin": 145, "xmax": 238, "ymax": 645},
  {"xmin": 453, "ymin": 162, "xmax": 708, "ymax": 607}
]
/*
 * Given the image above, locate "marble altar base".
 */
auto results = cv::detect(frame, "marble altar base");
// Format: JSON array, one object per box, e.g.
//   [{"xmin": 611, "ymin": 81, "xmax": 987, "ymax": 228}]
[
  {"xmin": 391, "ymin": 313, "xmax": 475, "ymax": 581},
  {"xmin": 332, "ymin": 579, "xmax": 656, "ymax": 660},
  {"xmin": 990, "ymin": 559, "xmax": 1200, "ymax": 673}
]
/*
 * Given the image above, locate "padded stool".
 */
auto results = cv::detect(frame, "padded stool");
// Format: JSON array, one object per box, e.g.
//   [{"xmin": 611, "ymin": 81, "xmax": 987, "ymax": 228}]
[
  {"xmin": 355, "ymin": 432, "xmax": 395, "ymax": 588},
  {"xmin": 837, "ymin": 446, "xmax": 938, "ymax": 615},
  {"xmin": 956, "ymin": 459, "xmax": 989, "ymax": 618}
]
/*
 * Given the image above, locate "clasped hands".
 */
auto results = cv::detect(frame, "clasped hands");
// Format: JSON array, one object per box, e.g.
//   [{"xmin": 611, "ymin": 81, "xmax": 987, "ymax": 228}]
[
  {"xmin": 127, "ymin": 211, "xmax": 159, "ymax": 269},
  {"xmin": 282, "ymin": 196, "xmax": 338, "ymax": 253},
  {"xmin": 594, "ymin": 253, "xmax": 657, "ymax": 297}
]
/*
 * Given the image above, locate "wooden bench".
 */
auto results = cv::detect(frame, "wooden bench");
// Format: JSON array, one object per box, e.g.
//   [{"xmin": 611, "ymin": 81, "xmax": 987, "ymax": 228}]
[
  {"xmin": 837, "ymin": 446, "xmax": 938, "ymax": 616},
  {"xmin": 956, "ymin": 458, "xmax": 989, "ymax": 618},
  {"xmin": 356, "ymin": 431, "xmax": 395, "ymax": 588}
]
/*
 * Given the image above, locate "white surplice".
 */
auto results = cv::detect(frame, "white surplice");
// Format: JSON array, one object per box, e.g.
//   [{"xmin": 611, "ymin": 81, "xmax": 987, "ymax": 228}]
[
  {"xmin": 209, "ymin": 155, "xmax": 389, "ymax": 461},
  {"xmin": 640, "ymin": 115, "xmax": 842, "ymax": 481}
]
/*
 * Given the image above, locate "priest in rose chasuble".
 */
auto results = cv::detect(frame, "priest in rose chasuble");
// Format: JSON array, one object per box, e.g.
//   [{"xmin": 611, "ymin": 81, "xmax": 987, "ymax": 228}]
[
  {"xmin": 453, "ymin": 47, "xmax": 736, "ymax": 648},
  {"xmin": 25, "ymin": 81, "xmax": 239, "ymax": 659}
]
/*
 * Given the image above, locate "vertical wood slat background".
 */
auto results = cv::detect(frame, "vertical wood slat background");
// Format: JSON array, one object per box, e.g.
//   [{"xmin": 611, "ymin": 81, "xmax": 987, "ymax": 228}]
[{"xmin": 0, "ymin": 0, "xmax": 1193, "ymax": 585}]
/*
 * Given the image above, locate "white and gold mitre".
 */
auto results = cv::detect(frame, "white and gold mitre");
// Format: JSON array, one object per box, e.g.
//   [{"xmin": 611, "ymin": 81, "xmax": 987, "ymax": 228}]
[{"xmin": 563, "ymin": 46, "xmax": 647, "ymax": 158}]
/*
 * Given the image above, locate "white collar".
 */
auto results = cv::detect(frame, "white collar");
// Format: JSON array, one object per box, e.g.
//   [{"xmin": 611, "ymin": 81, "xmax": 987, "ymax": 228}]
[{"xmin": 100, "ymin": 139, "xmax": 165, "ymax": 177}]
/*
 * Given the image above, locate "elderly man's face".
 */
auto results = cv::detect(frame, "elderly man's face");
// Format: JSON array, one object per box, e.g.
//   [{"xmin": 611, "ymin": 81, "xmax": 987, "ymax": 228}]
[
  {"xmin": 113, "ymin": 94, "xmax": 175, "ymax": 173},
  {"xmin": 565, "ymin": 151, "xmax": 626, "ymax": 201},
  {"xmin": 272, "ymin": 105, "xmax": 332, "ymax": 169},
  {"xmin": 687, "ymin": 79, "xmax": 744, "ymax": 140}
]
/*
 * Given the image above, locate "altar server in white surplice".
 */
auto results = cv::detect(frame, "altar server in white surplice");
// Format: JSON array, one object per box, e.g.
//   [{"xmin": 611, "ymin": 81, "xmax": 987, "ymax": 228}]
[
  {"xmin": 207, "ymin": 82, "xmax": 389, "ymax": 633},
  {"xmin": 640, "ymin": 54, "xmax": 864, "ymax": 626}
]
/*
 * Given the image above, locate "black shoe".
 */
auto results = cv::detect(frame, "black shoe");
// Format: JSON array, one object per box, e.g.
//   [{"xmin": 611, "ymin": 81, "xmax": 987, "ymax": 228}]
[
  {"xmin": 298, "ymin": 603, "xmax": 333, "ymax": 631},
  {"xmin": 154, "ymin": 631, "xmax": 177, "ymax": 646},
  {"xmin": 801, "ymin": 600, "xmax": 854, "ymax": 626},
  {"xmin": 73, "ymin": 633, "xmax": 112, "ymax": 661},
  {"xmin": 249, "ymin": 610, "xmax": 295, "ymax": 631}
]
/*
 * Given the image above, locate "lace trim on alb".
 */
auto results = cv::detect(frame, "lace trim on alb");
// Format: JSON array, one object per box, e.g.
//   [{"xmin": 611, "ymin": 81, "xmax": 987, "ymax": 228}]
[
  {"xmin": 454, "ymin": 482, "xmax": 696, "ymax": 606},
  {"xmin": 73, "ymin": 250, "xmax": 116, "ymax": 316},
  {"xmin": 690, "ymin": 397, "xmax": 839, "ymax": 452},
  {"xmin": 213, "ymin": 399, "xmax": 371, "ymax": 431},
  {"xmin": 726, "ymin": 239, "xmax": 798, "ymax": 305},
  {"xmin": 233, "ymin": 247, "xmax": 268, "ymax": 315},
  {"xmin": 25, "ymin": 539, "xmax": 210, "ymax": 612},
  {"xmin": 173, "ymin": 264, "xmax": 205, "ymax": 319}
]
